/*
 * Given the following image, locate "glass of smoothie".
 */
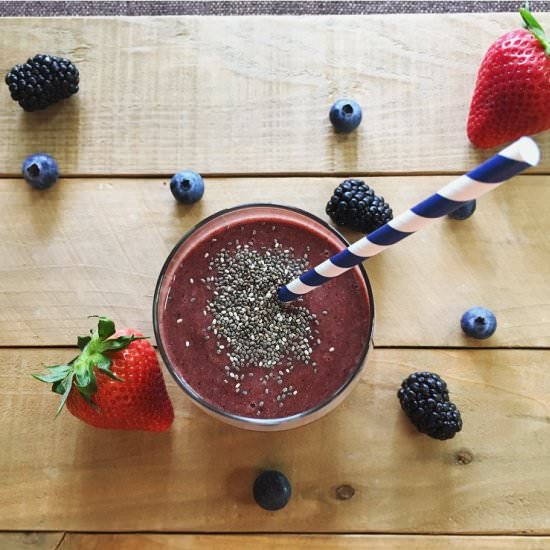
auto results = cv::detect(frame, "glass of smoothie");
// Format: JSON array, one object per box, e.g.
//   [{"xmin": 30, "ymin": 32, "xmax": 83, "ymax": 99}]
[{"xmin": 153, "ymin": 204, "xmax": 374, "ymax": 430}]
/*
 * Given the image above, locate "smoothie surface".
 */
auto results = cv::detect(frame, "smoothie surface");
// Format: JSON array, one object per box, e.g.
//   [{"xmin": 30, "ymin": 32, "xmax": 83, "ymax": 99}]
[{"xmin": 157, "ymin": 209, "xmax": 372, "ymax": 419}]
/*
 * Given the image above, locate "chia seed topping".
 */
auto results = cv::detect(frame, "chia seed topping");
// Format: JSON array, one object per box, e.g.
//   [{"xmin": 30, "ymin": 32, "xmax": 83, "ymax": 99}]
[{"xmin": 203, "ymin": 238, "xmax": 319, "ymax": 406}]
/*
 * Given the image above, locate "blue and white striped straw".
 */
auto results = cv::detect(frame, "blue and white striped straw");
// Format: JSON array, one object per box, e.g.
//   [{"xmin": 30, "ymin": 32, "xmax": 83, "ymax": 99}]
[{"xmin": 278, "ymin": 137, "xmax": 540, "ymax": 303}]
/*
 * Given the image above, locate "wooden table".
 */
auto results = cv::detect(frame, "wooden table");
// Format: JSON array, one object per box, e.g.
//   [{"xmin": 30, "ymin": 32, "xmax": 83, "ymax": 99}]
[{"xmin": 2, "ymin": 13, "xmax": 550, "ymax": 550}]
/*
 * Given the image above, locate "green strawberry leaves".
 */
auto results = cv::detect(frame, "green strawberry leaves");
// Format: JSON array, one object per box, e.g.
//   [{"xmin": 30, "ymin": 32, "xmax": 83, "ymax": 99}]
[
  {"xmin": 35, "ymin": 368, "xmax": 76, "ymax": 417},
  {"xmin": 97, "ymin": 363, "xmax": 124, "ymax": 381},
  {"xmin": 99, "ymin": 336, "xmax": 137, "ymax": 353},
  {"xmin": 77, "ymin": 335, "xmax": 91, "ymax": 351},
  {"xmin": 520, "ymin": 7, "xmax": 550, "ymax": 56},
  {"xmin": 33, "ymin": 316, "xmax": 145, "ymax": 416},
  {"xmin": 97, "ymin": 317, "xmax": 116, "ymax": 339},
  {"xmin": 92, "ymin": 353, "xmax": 124, "ymax": 381},
  {"xmin": 32, "ymin": 364, "xmax": 72, "ymax": 384},
  {"xmin": 75, "ymin": 368, "xmax": 96, "ymax": 396},
  {"xmin": 55, "ymin": 372, "xmax": 75, "ymax": 417}
]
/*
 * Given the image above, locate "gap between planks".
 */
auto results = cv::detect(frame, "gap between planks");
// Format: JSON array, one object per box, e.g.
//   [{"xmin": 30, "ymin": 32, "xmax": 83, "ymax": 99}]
[
  {"xmin": 1, "ymin": 171, "xmax": 550, "ymax": 180},
  {"xmin": 56, "ymin": 531, "xmax": 550, "ymax": 536},
  {"xmin": 2, "ymin": 530, "xmax": 549, "ymax": 536}
]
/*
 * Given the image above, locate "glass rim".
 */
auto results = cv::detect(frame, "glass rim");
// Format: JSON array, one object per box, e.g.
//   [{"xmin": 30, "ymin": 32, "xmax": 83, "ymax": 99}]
[{"xmin": 153, "ymin": 202, "xmax": 375, "ymax": 428}]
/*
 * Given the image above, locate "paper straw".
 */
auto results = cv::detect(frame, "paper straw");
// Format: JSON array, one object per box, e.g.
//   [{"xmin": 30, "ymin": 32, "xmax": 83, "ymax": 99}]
[{"xmin": 278, "ymin": 136, "xmax": 540, "ymax": 303}]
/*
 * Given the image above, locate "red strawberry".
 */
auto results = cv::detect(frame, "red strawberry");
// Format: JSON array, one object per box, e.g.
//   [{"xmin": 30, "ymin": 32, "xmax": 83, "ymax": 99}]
[
  {"xmin": 34, "ymin": 317, "xmax": 174, "ymax": 432},
  {"xmin": 467, "ymin": 8, "xmax": 550, "ymax": 149}
]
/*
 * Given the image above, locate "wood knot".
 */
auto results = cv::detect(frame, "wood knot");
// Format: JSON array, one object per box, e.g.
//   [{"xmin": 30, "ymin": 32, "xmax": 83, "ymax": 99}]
[
  {"xmin": 455, "ymin": 449, "xmax": 474, "ymax": 465},
  {"xmin": 335, "ymin": 484, "xmax": 355, "ymax": 500}
]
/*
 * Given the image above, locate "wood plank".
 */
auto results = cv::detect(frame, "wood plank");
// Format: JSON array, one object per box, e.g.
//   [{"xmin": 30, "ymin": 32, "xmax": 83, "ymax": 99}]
[
  {"xmin": 2, "ymin": 176, "xmax": 549, "ymax": 347},
  {"xmin": 0, "ymin": 532, "xmax": 64, "ymax": 550},
  {"xmin": 1, "ymin": 15, "xmax": 550, "ymax": 176},
  {"xmin": 58, "ymin": 534, "xmax": 550, "ymax": 549},
  {"xmin": 3, "ymin": 347, "xmax": 550, "ymax": 532}
]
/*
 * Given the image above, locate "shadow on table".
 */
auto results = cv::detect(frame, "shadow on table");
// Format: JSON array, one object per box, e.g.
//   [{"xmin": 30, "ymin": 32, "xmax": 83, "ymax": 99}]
[
  {"xmin": 18, "ymin": 97, "xmax": 81, "ymax": 175},
  {"xmin": 70, "ymin": 425, "xmax": 175, "ymax": 526}
]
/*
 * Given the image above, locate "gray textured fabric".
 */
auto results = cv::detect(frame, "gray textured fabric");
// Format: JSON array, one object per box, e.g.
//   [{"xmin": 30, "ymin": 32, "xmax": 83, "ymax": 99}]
[{"xmin": 0, "ymin": 1, "xmax": 549, "ymax": 16}]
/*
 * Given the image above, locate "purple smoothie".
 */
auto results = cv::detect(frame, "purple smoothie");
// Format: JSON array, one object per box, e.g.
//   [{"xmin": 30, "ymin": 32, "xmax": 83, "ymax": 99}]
[{"xmin": 155, "ymin": 206, "xmax": 372, "ymax": 421}]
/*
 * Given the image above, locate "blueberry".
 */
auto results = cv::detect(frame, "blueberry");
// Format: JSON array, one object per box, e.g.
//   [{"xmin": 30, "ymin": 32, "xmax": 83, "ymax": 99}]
[
  {"xmin": 253, "ymin": 470, "xmax": 291, "ymax": 511},
  {"xmin": 329, "ymin": 99, "xmax": 362, "ymax": 133},
  {"xmin": 22, "ymin": 153, "xmax": 59, "ymax": 190},
  {"xmin": 170, "ymin": 170, "xmax": 204, "ymax": 204},
  {"xmin": 448, "ymin": 200, "xmax": 476, "ymax": 220},
  {"xmin": 460, "ymin": 307, "xmax": 497, "ymax": 339}
]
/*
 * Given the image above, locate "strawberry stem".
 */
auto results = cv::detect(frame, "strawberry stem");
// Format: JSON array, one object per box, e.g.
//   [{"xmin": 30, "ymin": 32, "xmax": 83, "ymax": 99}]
[
  {"xmin": 520, "ymin": 7, "xmax": 550, "ymax": 56},
  {"xmin": 33, "ymin": 316, "xmax": 145, "ymax": 416}
]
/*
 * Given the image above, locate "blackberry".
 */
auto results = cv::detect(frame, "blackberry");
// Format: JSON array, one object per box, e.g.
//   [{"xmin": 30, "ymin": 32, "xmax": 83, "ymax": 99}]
[
  {"xmin": 326, "ymin": 179, "xmax": 393, "ymax": 233},
  {"xmin": 397, "ymin": 372, "xmax": 462, "ymax": 440},
  {"xmin": 5, "ymin": 54, "xmax": 79, "ymax": 111}
]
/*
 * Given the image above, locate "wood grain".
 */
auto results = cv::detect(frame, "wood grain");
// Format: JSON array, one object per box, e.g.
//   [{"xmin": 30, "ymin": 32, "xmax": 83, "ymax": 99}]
[
  {"xmin": 58, "ymin": 534, "xmax": 550, "ymax": 549},
  {"xmin": 4, "ymin": 347, "xmax": 550, "ymax": 532},
  {"xmin": 2, "ymin": 176, "xmax": 549, "ymax": 347},
  {"xmin": 0, "ymin": 532, "xmax": 64, "ymax": 550},
  {"xmin": 1, "ymin": 15, "xmax": 550, "ymax": 176}
]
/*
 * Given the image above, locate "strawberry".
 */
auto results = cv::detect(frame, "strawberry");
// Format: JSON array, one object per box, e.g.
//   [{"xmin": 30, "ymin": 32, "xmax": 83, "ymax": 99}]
[
  {"xmin": 467, "ymin": 8, "xmax": 550, "ymax": 149},
  {"xmin": 33, "ymin": 317, "xmax": 174, "ymax": 432}
]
